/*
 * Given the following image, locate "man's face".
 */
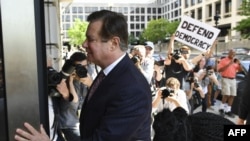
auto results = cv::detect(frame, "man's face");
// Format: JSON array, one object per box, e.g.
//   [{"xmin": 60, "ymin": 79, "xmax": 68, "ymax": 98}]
[
  {"xmin": 145, "ymin": 46, "xmax": 152, "ymax": 55},
  {"xmin": 228, "ymin": 49, "xmax": 236, "ymax": 59},
  {"xmin": 82, "ymin": 20, "xmax": 111, "ymax": 67}
]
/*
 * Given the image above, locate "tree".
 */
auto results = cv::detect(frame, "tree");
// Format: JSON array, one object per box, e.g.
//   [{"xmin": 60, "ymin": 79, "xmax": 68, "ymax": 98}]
[
  {"xmin": 142, "ymin": 18, "xmax": 180, "ymax": 43},
  {"xmin": 67, "ymin": 18, "xmax": 88, "ymax": 49},
  {"xmin": 233, "ymin": 0, "xmax": 250, "ymax": 38}
]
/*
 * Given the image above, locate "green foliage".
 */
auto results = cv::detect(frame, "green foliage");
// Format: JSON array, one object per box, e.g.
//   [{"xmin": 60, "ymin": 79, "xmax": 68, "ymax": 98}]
[
  {"xmin": 239, "ymin": 0, "xmax": 250, "ymax": 16},
  {"xmin": 129, "ymin": 34, "xmax": 139, "ymax": 45},
  {"xmin": 234, "ymin": 17, "xmax": 250, "ymax": 38},
  {"xmin": 142, "ymin": 18, "xmax": 180, "ymax": 43},
  {"xmin": 233, "ymin": 0, "xmax": 250, "ymax": 38},
  {"xmin": 67, "ymin": 18, "xmax": 88, "ymax": 47}
]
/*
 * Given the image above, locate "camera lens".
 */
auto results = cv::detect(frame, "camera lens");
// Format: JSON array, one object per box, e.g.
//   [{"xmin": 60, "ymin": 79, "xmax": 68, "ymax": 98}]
[{"xmin": 75, "ymin": 65, "xmax": 88, "ymax": 78}]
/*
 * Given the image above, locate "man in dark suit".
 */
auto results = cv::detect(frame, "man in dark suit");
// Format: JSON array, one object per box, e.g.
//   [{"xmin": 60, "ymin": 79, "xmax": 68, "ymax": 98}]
[{"xmin": 15, "ymin": 10, "xmax": 152, "ymax": 141}]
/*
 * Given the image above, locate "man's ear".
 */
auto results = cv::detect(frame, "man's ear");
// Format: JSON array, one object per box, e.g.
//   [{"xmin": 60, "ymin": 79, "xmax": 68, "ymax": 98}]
[{"xmin": 110, "ymin": 36, "xmax": 120, "ymax": 51}]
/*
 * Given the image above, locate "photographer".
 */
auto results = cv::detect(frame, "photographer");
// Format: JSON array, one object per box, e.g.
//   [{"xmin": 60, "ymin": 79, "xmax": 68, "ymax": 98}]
[
  {"xmin": 164, "ymin": 34, "xmax": 215, "ymax": 91},
  {"xmin": 131, "ymin": 45, "xmax": 154, "ymax": 84},
  {"xmin": 152, "ymin": 77, "xmax": 190, "ymax": 115},
  {"xmin": 50, "ymin": 52, "xmax": 92, "ymax": 141},
  {"xmin": 164, "ymin": 35, "xmax": 193, "ymax": 90},
  {"xmin": 192, "ymin": 62, "xmax": 219, "ymax": 112}
]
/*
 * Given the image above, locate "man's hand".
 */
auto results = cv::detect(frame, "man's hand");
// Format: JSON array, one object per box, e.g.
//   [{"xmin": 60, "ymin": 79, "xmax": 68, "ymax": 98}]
[{"xmin": 15, "ymin": 122, "xmax": 50, "ymax": 141}]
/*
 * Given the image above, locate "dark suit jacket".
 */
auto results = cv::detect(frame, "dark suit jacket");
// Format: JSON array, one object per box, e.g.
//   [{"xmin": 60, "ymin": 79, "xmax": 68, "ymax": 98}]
[
  {"xmin": 80, "ymin": 54, "xmax": 152, "ymax": 141},
  {"xmin": 238, "ymin": 64, "xmax": 250, "ymax": 124}
]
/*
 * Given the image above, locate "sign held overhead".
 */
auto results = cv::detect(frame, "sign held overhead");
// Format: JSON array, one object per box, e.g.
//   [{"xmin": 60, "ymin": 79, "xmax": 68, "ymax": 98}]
[{"xmin": 175, "ymin": 15, "xmax": 221, "ymax": 52}]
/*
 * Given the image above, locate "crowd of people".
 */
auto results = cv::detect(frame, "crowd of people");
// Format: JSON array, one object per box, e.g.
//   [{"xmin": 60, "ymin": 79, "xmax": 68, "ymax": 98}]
[{"xmin": 14, "ymin": 9, "xmax": 249, "ymax": 141}]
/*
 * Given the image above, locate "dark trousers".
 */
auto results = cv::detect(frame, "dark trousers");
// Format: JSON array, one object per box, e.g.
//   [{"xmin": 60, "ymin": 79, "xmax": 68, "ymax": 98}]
[{"xmin": 201, "ymin": 94, "xmax": 208, "ymax": 112}]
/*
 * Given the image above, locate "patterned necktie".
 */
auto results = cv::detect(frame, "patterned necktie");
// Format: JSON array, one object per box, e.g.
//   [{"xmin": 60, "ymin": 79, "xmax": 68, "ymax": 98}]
[{"xmin": 87, "ymin": 71, "xmax": 105, "ymax": 101}]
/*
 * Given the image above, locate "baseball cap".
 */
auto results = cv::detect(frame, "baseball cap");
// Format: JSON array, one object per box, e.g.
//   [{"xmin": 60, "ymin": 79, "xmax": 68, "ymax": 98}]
[{"xmin": 145, "ymin": 41, "xmax": 154, "ymax": 49}]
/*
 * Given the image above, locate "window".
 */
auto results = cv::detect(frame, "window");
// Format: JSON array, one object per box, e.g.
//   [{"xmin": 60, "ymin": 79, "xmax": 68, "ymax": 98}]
[
  {"xmin": 141, "ymin": 24, "xmax": 145, "ymax": 29},
  {"xmin": 136, "ymin": 31, "xmax": 140, "ymax": 37},
  {"xmin": 136, "ymin": 24, "xmax": 140, "ymax": 29},
  {"xmin": 136, "ymin": 16, "xmax": 140, "ymax": 21},
  {"xmin": 216, "ymin": 2, "xmax": 221, "ymax": 14},
  {"xmin": 141, "ymin": 16, "xmax": 145, "ymax": 21},
  {"xmin": 225, "ymin": 0, "xmax": 232, "ymax": 13},
  {"xmin": 153, "ymin": 8, "xmax": 156, "ymax": 14},
  {"xmin": 208, "ymin": 5, "xmax": 212, "ymax": 17},
  {"xmin": 124, "ymin": 7, "xmax": 128, "ymax": 14},
  {"xmin": 185, "ymin": 0, "xmax": 189, "ymax": 8},
  {"xmin": 78, "ymin": 7, "xmax": 83, "ymax": 13},
  {"xmin": 191, "ymin": 10, "xmax": 195, "ymax": 18},
  {"xmin": 191, "ymin": 0, "xmax": 195, "ymax": 6},
  {"xmin": 131, "ymin": 32, "xmax": 135, "ymax": 37},
  {"xmin": 78, "ymin": 15, "xmax": 83, "ymax": 20},
  {"xmin": 131, "ymin": 24, "xmax": 134, "ymax": 29},
  {"xmin": 148, "ymin": 16, "xmax": 151, "ymax": 21},
  {"xmin": 130, "ymin": 16, "xmax": 134, "ymax": 21},
  {"xmin": 141, "ymin": 8, "xmax": 145, "ymax": 14},
  {"xmin": 118, "ymin": 7, "xmax": 123, "ymax": 13},
  {"xmin": 65, "ymin": 15, "xmax": 70, "ymax": 22},
  {"xmin": 72, "ymin": 15, "xmax": 78, "ymax": 21},
  {"xmin": 158, "ymin": 8, "xmax": 161, "ymax": 14},
  {"xmin": 198, "ymin": 8, "xmax": 202, "ymax": 19},
  {"xmin": 174, "ymin": 10, "xmax": 178, "ymax": 17},
  {"xmin": 147, "ymin": 8, "xmax": 151, "ymax": 13},
  {"xmin": 136, "ymin": 8, "xmax": 140, "ymax": 14}
]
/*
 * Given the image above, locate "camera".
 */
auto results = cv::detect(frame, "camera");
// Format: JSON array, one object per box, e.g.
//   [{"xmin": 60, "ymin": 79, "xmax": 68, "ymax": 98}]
[
  {"xmin": 193, "ymin": 78, "xmax": 200, "ymax": 88},
  {"xmin": 75, "ymin": 64, "xmax": 88, "ymax": 78},
  {"xmin": 47, "ymin": 67, "xmax": 62, "ymax": 97},
  {"xmin": 131, "ymin": 55, "xmax": 140, "ymax": 64},
  {"xmin": 47, "ymin": 67, "xmax": 62, "ymax": 87},
  {"xmin": 154, "ymin": 60, "xmax": 165, "ymax": 66},
  {"xmin": 172, "ymin": 49, "xmax": 181, "ymax": 60},
  {"xmin": 160, "ymin": 87, "xmax": 174, "ymax": 99},
  {"xmin": 47, "ymin": 59, "xmax": 76, "ymax": 97},
  {"xmin": 48, "ymin": 59, "xmax": 75, "ymax": 87},
  {"xmin": 207, "ymin": 70, "xmax": 213, "ymax": 76}
]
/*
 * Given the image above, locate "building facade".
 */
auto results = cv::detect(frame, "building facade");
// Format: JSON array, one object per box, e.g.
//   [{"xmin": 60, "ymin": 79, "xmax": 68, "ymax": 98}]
[{"xmin": 60, "ymin": 0, "xmax": 249, "ymax": 52}]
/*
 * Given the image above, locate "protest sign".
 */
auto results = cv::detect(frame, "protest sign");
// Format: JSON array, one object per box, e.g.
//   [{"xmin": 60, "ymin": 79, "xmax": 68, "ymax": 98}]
[{"xmin": 175, "ymin": 15, "xmax": 220, "ymax": 52}]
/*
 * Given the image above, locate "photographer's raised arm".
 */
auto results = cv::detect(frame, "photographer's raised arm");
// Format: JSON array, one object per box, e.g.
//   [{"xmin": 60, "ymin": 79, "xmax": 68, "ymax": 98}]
[
  {"xmin": 68, "ymin": 74, "xmax": 79, "ymax": 103},
  {"xmin": 191, "ymin": 40, "xmax": 217, "ymax": 65},
  {"xmin": 177, "ymin": 58, "xmax": 193, "ymax": 71},
  {"xmin": 56, "ymin": 79, "xmax": 70, "ymax": 100},
  {"xmin": 165, "ymin": 34, "xmax": 175, "ymax": 65}
]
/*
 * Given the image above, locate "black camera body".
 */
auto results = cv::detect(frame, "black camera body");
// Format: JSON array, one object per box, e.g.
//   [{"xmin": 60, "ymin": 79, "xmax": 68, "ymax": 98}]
[
  {"xmin": 193, "ymin": 78, "xmax": 200, "ymax": 88},
  {"xmin": 47, "ymin": 59, "xmax": 88, "ymax": 97},
  {"xmin": 48, "ymin": 59, "xmax": 75, "ymax": 87},
  {"xmin": 75, "ymin": 64, "xmax": 88, "ymax": 78},
  {"xmin": 161, "ymin": 87, "xmax": 174, "ymax": 99},
  {"xmin": 131, "ymin": 55, "xmax": 140, "ymax": 64},
  {"xmin": 172, "ymin": 49, "xmax": 181, "ymax": 60},
  {"xmin": 47, "ymin": 67, "xmax": 63, "ymax": 87},
  {"xmin": 207, "ymin": 70, "xmax": 213, "ymax": 76}
]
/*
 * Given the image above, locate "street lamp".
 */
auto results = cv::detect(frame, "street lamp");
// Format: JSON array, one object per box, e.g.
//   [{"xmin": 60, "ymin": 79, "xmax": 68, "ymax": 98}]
[{"xmin": 214, "ymin": 12, "xmax": 220, "ymax": 56}]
